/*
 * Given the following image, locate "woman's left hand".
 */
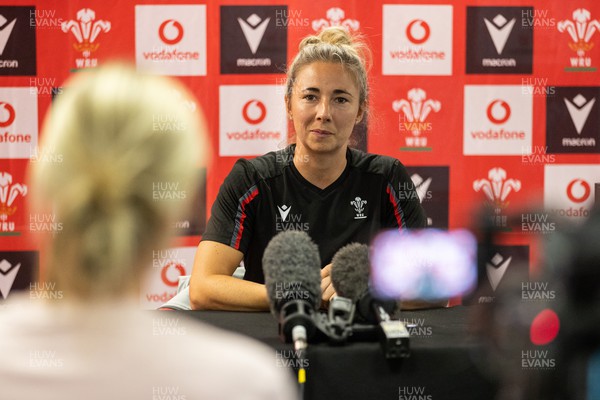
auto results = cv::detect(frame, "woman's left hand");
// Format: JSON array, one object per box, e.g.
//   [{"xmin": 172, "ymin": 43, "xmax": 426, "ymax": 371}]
[{"xmin": 320, "ymin": 263, "xmax": 337, "ymax": 309}]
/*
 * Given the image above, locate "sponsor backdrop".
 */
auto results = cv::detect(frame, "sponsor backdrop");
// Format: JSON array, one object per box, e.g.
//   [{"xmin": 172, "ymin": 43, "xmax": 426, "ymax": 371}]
[{"xmin": 0, "ymin": 0, "xmax": 598, "ymax": 308}]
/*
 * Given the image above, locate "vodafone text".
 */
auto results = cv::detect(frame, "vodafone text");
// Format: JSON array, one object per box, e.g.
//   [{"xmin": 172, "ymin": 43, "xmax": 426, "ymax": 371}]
[
  {"xmin": 143, "ymin": 49, "xmax": 199, "ymax": 61},
  {"xmin": 226, "ymin": 130, "xmax": 281, "ymax": 140}
]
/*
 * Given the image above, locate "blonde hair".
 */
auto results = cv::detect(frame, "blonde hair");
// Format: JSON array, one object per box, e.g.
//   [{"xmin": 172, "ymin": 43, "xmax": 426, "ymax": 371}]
[
  {"xmin": 31, "ymin": 64, "xmax": 206, "ymax": 300},
  {"xmin": 286, "ymin": 27, "xmax": 370, "ymax": 110}
]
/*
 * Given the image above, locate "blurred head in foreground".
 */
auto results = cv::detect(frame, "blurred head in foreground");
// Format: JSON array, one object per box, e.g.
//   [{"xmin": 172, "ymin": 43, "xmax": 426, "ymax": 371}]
[
  {"xmin": 30, "ymin": 63, "xmax": 205, "ymax": 301},
  {"xmin": 4, "ymin": 64, "xmax": 297, "ymax": 400}
]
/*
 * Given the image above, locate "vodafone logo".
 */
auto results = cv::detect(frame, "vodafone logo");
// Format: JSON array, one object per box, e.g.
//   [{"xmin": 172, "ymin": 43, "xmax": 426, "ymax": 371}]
[
  {"xmin": 544, "ymin": 165, "xmax": 600, "ymax": 222},
  {"xmin": 486, "ymin": 100, "xmax": 511, "ymax": 124},
  {"xmin": 566, "ymin": 179, "xmax": 591, "ymax": 203},
  {"xmin": 242, "ymin": 100, "xmax": 267, "ymax": 124},
  {"xmin": 220, "ymin": 85, "xmax": 285, "ymax": 156},
  {"xmin": 158, "ymin": 19, "xmax": 184, "ymax": 45},
  {"xmin": 0, "ymin": 88, "xmax": 38, "ymax": 159},
  {"xmin": 406, "ymin": 20, "xmax": 430, "ymax": 44},
  {"xmin": 136, "ymin": 5, "xmax": 207, "ymax": 76},
  {"xmin": 160, "ymin": 262, "xmax": 185, "ymax": 287},
  {"xmin": 382, "ymin": 5, "xmax": 452, "ymax": 76},
  {"xmin": 0, "ymin": 102, "xmax": 16, "ymax": 128},
  {"xmin": 464, "ymin": 85, "xmax": 532, "ymax": 155}
]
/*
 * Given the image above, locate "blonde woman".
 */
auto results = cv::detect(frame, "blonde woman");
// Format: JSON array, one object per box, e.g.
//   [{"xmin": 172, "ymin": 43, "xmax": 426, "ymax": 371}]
[
  {"xmin": 0, "ymin": 65, "xmax": 296, "ymax": 400},
  {"xmin": 190, "ymin": 27, "xmax": 433, "ymax": 312}
]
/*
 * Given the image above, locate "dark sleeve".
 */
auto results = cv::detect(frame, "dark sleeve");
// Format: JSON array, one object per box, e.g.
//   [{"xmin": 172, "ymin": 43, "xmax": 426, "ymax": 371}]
[
  {"xmin": 202, "ymin": 159, "xmax": 260, "ymax": 253},
  {"xmin": 382, "ymin": 159, "xmax": 428, "ymax": 229}
]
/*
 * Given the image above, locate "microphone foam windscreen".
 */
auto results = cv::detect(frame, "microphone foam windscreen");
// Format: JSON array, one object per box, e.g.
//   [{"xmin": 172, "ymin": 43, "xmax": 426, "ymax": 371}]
[
  {"xmin": 331, "ymin": 243, "xmax": 370, "ymax": 302},
  {"xmin": 262, "ymin": 230, "xmax": 322, "ymax": 314}
]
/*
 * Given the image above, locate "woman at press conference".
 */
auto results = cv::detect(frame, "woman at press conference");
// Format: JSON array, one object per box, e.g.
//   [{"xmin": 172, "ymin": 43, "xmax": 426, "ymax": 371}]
[{"xmin": 189, "ymin": 27, "xmax": 443, "ymax": 311}]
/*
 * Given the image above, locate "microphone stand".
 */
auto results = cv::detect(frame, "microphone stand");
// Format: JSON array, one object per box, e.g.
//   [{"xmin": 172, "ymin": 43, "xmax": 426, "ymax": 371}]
[
  {"xmin": 292, "ymin": 325, "xmax": 307, "ymax": 399},
  {"xmin": 278, "ymin": 300, "xmax": 315, "ymax": 398},
  {"xmin": 374, "ymin": 304, "xmax": 410, "ymax": 359}
]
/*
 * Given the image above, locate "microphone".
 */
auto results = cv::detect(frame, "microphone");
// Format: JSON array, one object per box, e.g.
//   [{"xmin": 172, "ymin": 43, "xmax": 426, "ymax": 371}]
[
  {"xmin": 263, "ymin": 230, "xmax": 322, "ymax": 352},
  {"xmin": 331, "ymin": 243, "xmax": 410, "ymax": 358}
]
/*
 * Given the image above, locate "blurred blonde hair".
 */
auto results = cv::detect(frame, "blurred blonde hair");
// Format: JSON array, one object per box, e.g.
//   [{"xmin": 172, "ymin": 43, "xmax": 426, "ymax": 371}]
[{"xmin": 30, "ymin": 63, "xmax": 206, "ymax": 300}]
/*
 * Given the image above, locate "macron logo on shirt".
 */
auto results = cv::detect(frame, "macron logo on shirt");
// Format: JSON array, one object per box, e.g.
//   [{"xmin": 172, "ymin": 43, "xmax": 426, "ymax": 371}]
[{"xmin": 277, "ymin": 204, "xmax": 291, "ymax": 221}]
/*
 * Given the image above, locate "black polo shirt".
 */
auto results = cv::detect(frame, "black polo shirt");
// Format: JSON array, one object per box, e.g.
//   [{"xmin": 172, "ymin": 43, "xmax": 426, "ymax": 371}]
[{"xmin": 202, "ymin": 144, "xmax": 427, "ymax": 283}]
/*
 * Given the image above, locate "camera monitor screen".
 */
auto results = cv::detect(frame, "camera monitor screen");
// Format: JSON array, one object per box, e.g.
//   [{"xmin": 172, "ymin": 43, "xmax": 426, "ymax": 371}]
[{"xmin": 370, "ymin": 229, "xmax": 478, "ymax": 301}]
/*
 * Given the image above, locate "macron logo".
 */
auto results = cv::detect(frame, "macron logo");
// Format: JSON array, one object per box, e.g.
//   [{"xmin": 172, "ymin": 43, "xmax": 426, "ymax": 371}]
[
  {"xmin": 277, "ymin": 205, "xmax": 291, "ymax": 222},
  {"xmin": 486, "ymin": 253, "xmax": 511, "ymax": 291},
  {"xmin": 0, "ymin": 259, "xmax": 20, "ymax": 299},
  {"xmin": 0, "ymin": 15, "xmax": 17, "ymax": 55},
  {"xmin": 237, "ymin": 14, "xmax": 270, "ymax": 54},
  {"xmin": 483, "ymin": 14, "xmax": 516, "ymax": 55},
  {"xmin": 564, "ymin": 94, "xmax": 595, "ymax": 135},
  {"xmin": 410, "ymin": 173, "xmax": 432, "ymax": 203}
]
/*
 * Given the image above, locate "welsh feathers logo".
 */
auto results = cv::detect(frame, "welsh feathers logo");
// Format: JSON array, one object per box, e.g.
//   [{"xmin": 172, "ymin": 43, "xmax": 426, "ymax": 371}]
[
  {"xmin": 312, "ymin": 8, "xmax": 359, "ymax": 32},
  {"xmin": 0, "ymin": 171, "xmax": 27, "ymax": 233},
  {"xmin": 392, "ymin": 88, "xmax": 441, "ymax": 151},
  {"xmin": 350, "ymin": 196, "xmax": 367, "ymax": 220},
  {"xmin": 62, "ymin": 8, "xmax": 110, "ymax": 68},
  {"xmin": 557, "ymin": 8, "xmax": 599, "ymax": 71},
  {"xmin": 473, "ymin": 167, "xmax": 521, "ymax": 214},
  {"xmin": 62, "ymin": 9, "xmax": 110, "ymax": 55}
]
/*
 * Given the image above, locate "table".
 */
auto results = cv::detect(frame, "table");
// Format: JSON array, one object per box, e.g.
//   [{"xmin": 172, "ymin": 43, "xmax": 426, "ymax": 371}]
[{"xmin": 185, "ymin": 306, "xmax": 498, "ymax": 400}]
